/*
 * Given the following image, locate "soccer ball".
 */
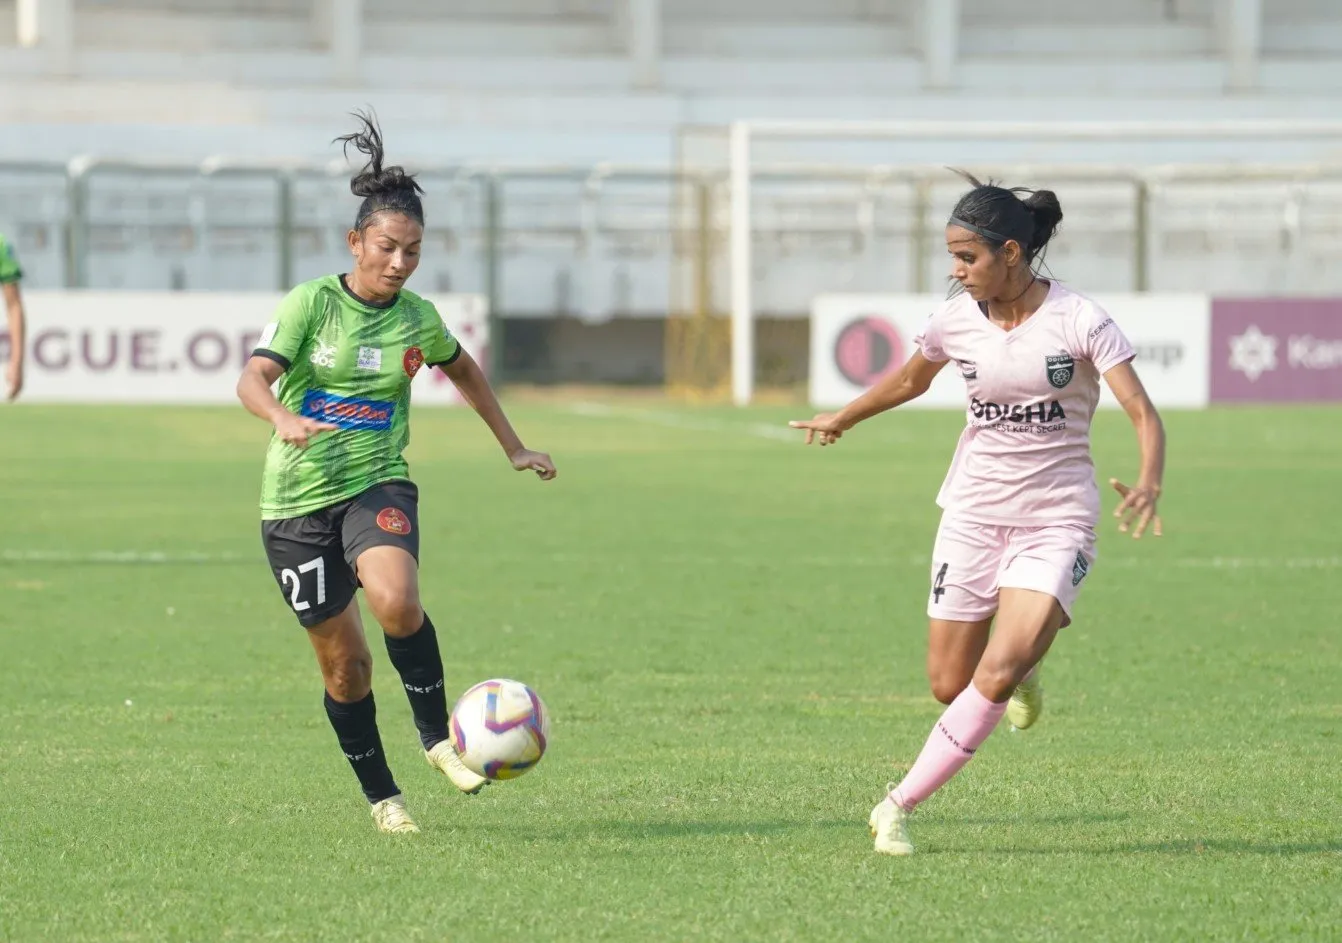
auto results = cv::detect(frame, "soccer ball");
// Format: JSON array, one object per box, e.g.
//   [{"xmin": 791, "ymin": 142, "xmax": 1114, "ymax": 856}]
[{"xmin": 449, "ymin": 678, "xmax": 550, "ymax": 780}]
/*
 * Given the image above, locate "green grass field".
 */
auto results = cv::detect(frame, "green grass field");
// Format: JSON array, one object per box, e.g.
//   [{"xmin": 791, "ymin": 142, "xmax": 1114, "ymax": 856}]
[{"xmin": 2, "ymin": 401, "xmax": 1340, "ymax": 942}]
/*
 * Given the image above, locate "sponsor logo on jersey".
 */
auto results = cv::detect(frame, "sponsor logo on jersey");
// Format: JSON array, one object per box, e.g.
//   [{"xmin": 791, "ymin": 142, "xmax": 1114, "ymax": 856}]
[
  {"xmin": 376, "ymin": 507, "xmax": 413, "ymax": 535},
  {"xmin": 310, "ymin": 341, "xmax": 337, "ymax": 368},
  {"xmin": 958, "ymin": 359, "xmax": 977, "ymax": 380},
  {"xmin": 403, "ymin": 346, "xmax": 425, "ymax": 378},
  {"xmin": 356, "ymin": 346, "xmax": 383, "ymax": 372},
  {"xmin": 969, "ymin": 397, "xmax": 1066, "ymax": 424},
  {"xmin": 1087, "ymin": 318, "xmax": 1114, "ymax": 340},
  {"xmin": 300, "ymin": 390, "xmax": 395, "ymax": 431},
  {"xmin": 1046, "ymin": 354, "xmax": 1074, "ymax": 389},
  {"xmin": 1071, "ymin": 551, "xmax": 1090, "ymax": 587}
]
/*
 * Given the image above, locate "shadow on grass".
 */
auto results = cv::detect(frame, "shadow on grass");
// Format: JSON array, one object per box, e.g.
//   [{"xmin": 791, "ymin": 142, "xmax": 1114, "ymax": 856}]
[
  {"xmin": 954, "ymin": 812, "xmax": 1133, "ymax": 827},
  {"xmin": 446, "ymin": 814, "xmax": 1341, "ymax": 856},
  {"xmin": 925, "ymin": 838, "xmax": 1342, "ymax": 856},
  {"xmin": 451, "ymin": 819, "xmax": 857, "ymax": 840}
]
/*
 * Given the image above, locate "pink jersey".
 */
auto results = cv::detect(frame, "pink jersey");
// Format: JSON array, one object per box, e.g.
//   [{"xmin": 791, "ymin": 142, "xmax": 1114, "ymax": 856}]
[{"xmin": 914, "ymin": 281, "xmax": 1135, "ymax": 528}]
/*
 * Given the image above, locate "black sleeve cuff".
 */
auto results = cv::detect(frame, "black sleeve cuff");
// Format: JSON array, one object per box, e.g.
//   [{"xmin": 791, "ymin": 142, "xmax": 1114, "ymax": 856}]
[
  {"xmin": 0, "ymin": 270, "xmax": 21, "ymax": 284},
  {"xmin": 427, "ymin": 345, "xmax": 463, "ymax": 369},
  {"xmin": 253, "ymin": 349, "xmax": 292, "ymax": 371}
]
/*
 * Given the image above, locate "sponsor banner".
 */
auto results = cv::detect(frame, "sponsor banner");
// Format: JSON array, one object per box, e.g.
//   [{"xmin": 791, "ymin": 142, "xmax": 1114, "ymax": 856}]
[
  {"xmin": 1210, "ymin": 298, "xmax": 1342, "ymax": 403},
  {"xmin": 1090, "ymin": 294, "xmax": 1210, "ymax": 409},
  {"xmin": 810, "ymin": 292, "xmax": 1210, "ymax": 410},
  {"xmin": 0, "ymin": 291, "xmax": 489, "ymax": 404},
  {"xmin": 810, "ymin": 295, "xmax": 964, "ymax": 409}
]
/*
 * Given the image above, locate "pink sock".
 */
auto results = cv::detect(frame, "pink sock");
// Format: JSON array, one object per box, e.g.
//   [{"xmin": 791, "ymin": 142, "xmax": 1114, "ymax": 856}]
[{"xmin": 891, "ymin": 682, "xmax": 1007, "ymax": 812}]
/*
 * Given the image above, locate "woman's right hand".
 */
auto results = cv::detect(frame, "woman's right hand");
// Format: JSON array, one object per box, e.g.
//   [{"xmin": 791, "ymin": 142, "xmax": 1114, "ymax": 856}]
[
  {"xmin": 788, "ymin": 412, "xmax": 850, "ymax": 446},
  {"xmin": 274, "ymin": 411, "xmax": 338, "ymax": 449}
]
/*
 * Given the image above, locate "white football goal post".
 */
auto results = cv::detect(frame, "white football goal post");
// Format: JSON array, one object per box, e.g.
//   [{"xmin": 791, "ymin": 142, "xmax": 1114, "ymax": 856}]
[{"xmin": 728, "ymin": 118, "xmax": 1342, "ymax": 406}]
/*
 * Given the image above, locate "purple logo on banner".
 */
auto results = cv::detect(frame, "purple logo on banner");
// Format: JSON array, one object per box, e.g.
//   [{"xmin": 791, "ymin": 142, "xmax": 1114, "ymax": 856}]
[{"xmin": 1210, "ymin": 299, "xmax": 1342, "ymax": 403}]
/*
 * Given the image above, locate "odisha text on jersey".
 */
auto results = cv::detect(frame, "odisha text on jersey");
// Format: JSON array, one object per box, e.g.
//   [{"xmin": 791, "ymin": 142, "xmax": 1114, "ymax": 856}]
[{"xmin": 968, "ymin": 397, "xmax": 1067, "ymax": 425}]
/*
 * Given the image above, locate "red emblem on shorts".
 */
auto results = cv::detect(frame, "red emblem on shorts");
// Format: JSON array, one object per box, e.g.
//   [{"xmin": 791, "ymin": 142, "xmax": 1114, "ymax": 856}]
[
  {"xmin": 376, "ymin": 508, "xmax": 412, "ymax": 535},
  {"xmin": 403, "ymin": 346, "xmax": 425, "ymax": 378}
]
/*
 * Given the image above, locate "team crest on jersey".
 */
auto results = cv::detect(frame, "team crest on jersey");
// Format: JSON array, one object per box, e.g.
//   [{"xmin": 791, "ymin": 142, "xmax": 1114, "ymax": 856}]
[
  {"xmin": 1046, "ymin": 354, "xmax": 1074, "ymax": 389},
  {"xmin": 376, "ymin": 507, "xmax": 412, "ymax": 535},
  {"xmin": 958, "ymin": 360, "xmax": 977, "ymax": 380},
  {"xmin": 1071, "ymin": 551, "xmax": 1090, "ymax": 587},
  {"xmin": 403, "ymin": 346, "xmax": 425, "ymax": 378}
]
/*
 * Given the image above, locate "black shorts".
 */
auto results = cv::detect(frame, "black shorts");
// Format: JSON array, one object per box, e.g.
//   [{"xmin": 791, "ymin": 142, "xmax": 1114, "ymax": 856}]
[{"xmin": 260, "ymin": 480, "xmax": 420, "ymax": 628}]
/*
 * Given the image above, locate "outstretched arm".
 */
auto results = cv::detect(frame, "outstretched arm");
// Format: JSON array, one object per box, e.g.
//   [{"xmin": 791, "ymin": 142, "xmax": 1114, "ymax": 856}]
[
  {"xmin": 790, "ymin": 351, "xmax": 949, "ymax": 445},
  {"xmin": 1104, "ymin": 360, "xmax": 1165, "ymax": 538},
  {"xmin": 441, "ymin": 349, "xmax": 556, "ymax": 480}
]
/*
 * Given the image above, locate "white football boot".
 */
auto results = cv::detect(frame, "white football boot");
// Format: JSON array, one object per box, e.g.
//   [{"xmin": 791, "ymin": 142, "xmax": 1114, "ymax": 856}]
[
  {"xmin": 1007, "ymin": 669, "xmax": 1044, "ymax": 731},
  {"xmin": 426, "ymin": 739, "xmax": 488, "ymax": 795},
  {"xmin": 370, "ymin": 794, "xmax": 420, "ymax": 834},
  {"xmin": 869, "ymin": 786, "xmax": 915, "ymax": 856}
]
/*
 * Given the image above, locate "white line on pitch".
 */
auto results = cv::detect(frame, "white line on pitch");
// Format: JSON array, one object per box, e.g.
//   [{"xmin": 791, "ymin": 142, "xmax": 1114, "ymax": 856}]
[
  {"xmin": 1, "ymin": 550, "xmax": 247, "ymax": 565},
  {"xmin": 5, "ymin": 548, "xmax": 1335, "ymax": 571},
  {"xmin": 489, "ymin": 550, "xmax": 1342, "ymax": 571},
  {"xmin": 566, "ymin": 402, "xmax": 796, "ymax": 442}
]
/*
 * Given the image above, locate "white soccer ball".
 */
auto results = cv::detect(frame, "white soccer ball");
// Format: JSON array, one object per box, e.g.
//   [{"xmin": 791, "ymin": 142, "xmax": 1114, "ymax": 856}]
[{"xmin": 450, "ymin": 678, "xmax": 550, "ymax": 780}]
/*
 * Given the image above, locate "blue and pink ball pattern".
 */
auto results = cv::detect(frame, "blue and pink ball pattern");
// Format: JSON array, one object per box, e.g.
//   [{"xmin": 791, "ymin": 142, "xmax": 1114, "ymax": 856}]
[{"xmin": 450, "ymin": 679, "xmax": 550, "ymax": 780}]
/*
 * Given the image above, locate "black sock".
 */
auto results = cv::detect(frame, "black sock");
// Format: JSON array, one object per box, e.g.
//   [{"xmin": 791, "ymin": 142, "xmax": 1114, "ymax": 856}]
[
  {"xmin": 384, "ymin": 613, "xmax": 450, "ymax": 751},
  {"xmin": 323, "ymin": 691, "xmax": 399, "ymax": 804}
]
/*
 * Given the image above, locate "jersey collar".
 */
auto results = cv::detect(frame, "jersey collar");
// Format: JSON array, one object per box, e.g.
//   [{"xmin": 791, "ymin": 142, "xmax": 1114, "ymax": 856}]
[{"xmin": 339, "ymin": 273, "xmax": 399, "ymax": 310}]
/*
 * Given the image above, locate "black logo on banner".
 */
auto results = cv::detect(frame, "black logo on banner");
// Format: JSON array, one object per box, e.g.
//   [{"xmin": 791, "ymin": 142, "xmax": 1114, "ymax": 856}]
[{"xmin": 832, "ymin": 317, "xmax": 904, "ymax": 387}]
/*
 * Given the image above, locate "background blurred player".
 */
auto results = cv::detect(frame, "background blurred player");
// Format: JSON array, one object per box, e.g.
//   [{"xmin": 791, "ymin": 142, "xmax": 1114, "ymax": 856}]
[
  {"xmin": 790, "ymin": 174, "xmax": 1166, "ymax": 855},
  {"xmin": 1, "ymin": 230, "xmax": 24, "ymax": 400},
  {"xmin": 236, "ymin": 111, "xmax": 557, "ymax": 834}
]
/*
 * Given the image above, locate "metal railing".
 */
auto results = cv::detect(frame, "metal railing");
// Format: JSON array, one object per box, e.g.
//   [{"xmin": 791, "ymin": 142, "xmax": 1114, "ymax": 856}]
[{"xmin": 6, "ymin": 155, "xmax": 1342, "ymax": 304}]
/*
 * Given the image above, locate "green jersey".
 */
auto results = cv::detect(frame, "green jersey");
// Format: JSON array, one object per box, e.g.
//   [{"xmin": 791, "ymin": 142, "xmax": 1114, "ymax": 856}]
[
  {"xmin": 0, "ymin": 233, "xmax": 22, "ymax": 284},
  {"xmin": 254, "ymin": 274, "xmax": 461, "ymax": 520}
]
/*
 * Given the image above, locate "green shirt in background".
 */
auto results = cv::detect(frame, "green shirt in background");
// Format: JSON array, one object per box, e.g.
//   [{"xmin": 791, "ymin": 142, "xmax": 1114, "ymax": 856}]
[{"xmin": 0, "ymin": 233, "xmax": 22, "ymax": 284}]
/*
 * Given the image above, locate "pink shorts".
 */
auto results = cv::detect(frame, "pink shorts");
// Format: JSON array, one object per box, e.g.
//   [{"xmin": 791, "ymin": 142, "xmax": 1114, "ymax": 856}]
[{"xmin": 927, "ymin": 513, "xmax": 1097, "ymax": 627}]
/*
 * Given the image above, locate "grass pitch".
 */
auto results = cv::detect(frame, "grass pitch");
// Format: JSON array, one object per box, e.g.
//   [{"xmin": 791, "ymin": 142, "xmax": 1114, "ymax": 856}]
[{"xmin": 1, "ymin": 402, "xmax": 1339, "ymax": 941}]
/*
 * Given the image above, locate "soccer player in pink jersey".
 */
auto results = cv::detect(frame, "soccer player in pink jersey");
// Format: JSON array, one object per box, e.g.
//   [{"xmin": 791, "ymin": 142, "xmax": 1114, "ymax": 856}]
[{"xmin": 790, "ymin": 174, "xmax": 1166, "ymax": 855}]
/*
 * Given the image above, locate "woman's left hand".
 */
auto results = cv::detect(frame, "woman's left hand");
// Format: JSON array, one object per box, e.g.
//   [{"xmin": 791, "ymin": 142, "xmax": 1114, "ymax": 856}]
[{"xmin": 1110, "ymin": 478, "xmax": 1161, "ymax": 539}]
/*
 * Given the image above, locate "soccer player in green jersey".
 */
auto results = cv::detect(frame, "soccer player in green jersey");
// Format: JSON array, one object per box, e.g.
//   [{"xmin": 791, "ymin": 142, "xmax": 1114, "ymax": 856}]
[
  {"xmin": 236, "ymin": 112, "xmax": 557, "ymax": 834},
  {"xmin": 0, "ymin": 231, "xmax": 24, "ymax": 400}
]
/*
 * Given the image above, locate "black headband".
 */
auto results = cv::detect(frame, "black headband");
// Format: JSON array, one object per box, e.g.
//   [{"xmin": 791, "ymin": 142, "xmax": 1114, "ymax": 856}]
[
  {"xmin": 949, "ymin": 216, "xmax": 1014, "ymax": 246},
  {"xmin": 355, "ymin": 193, "xmax": 423, "ymax": 230}
]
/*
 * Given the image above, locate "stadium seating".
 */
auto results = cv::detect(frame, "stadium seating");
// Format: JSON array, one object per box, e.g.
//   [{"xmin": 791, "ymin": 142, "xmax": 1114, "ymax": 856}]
[{"xmin": 2, "ymin": 0, "xmax": 1342, "ymax": 305}]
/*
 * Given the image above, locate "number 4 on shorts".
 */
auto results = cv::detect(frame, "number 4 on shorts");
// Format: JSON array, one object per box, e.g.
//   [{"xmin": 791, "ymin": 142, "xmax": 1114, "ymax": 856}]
[{"xmin": 932, "ymin": 562, "xmax": 949, "ymax": 603}]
